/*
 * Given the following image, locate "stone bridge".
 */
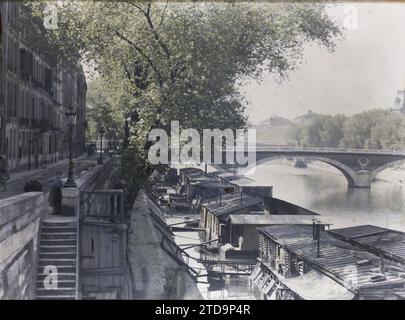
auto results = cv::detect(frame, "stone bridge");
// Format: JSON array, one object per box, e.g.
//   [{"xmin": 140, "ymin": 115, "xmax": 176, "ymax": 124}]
[{"xmin": 225, "ymin": 146, "xmax": 405, "ymax": 188}]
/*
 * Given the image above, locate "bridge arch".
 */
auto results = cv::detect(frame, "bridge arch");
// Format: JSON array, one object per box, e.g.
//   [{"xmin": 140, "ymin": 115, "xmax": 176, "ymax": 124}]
[
  {"xmin": 255, "ymin": 155, "xmax": 360, "ymax": 188},
  {"xmin": 371, "ymin": 159, "xmax": 405, "ymax": 181}
]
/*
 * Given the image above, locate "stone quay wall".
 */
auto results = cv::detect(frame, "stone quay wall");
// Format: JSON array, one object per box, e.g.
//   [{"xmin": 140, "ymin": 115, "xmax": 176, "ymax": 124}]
[
  {"xmin": 128, "ymin": 190, "xmax": 202, "ymax": 299},
  {"xmin": 0, "ymin": 192, "xmax": 43, "ymax": 299}
]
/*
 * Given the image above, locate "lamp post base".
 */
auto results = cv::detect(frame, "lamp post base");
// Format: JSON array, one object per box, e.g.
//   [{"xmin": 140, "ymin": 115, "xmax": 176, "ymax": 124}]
[
  {"xmin": 64, "ymin": 162, "xmax": 76, "ymax": 188},
  {"xmin": 64, "ymin": 179, "xmax": 77, "ymax": 188},
  {"xmin": 97, "ymin": 158, "xmax": 103, "ymax": 165}
]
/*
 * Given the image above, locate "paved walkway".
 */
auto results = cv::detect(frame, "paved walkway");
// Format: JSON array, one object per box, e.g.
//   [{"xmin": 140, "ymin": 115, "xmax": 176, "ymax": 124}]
[{"xmin": 0, "ymin": 153, "xmax": 99, "ymax": 201}]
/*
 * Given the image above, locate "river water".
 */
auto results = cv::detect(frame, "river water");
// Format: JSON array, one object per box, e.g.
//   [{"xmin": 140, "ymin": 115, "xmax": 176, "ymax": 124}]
[{"xmin": 242, "ymin": 159, "xmax": 405, "ymax": 231}]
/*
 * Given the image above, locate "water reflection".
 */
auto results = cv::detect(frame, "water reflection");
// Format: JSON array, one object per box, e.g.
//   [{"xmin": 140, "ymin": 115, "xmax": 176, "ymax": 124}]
[{"xmin": 242, "ymin": 160, "xmax": 405, "ymax": 230}]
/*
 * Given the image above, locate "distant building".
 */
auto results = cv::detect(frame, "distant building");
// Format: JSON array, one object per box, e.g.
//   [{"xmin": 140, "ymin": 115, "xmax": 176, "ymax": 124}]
[
  {"xmin": 250, "ymin": 115, "xmax": 294, "ymax": 146},
  {"xmin": 390, "ymin": 90, "xmax": 405, "ymax": 114},
  {"xmin": 251, "ymin": 224, "xmax": 405, "ymax": 300},
  {"xmin": 293, "ymin": 110, "xmax": 319, "ymax": 124},
  {"xmin": 0, "ymin": 3, "xmax": 87, "ymax": 171}
]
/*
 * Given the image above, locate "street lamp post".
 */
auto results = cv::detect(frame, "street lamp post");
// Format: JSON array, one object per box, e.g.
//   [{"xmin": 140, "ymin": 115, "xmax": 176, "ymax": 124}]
[
  {"xmin": 65, "ymin": 111, "xmax": 77, "ymax": 188},
  {"xmin": 97, "ymin": 127, "xmax": 105, "ymax": 165}
]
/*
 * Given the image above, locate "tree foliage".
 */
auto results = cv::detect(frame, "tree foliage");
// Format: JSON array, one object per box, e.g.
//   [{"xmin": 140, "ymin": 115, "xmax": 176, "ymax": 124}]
[
  {"xmin": 29, "ymin": 1, "xmax": 341, "ymax": 188},
  {"xmin": 85, "ymin": 79, "xmax": 125, "ymax": 141},
  {"xmin": 290, "ymin": 109, "xmax": 405, "ymax": 150}
]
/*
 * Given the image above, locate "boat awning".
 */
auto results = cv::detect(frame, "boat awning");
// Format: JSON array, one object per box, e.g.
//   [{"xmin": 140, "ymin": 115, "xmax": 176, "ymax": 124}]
[{"xmin": 279, "ymin": 270, "xmax": 356, "ymax": 300}]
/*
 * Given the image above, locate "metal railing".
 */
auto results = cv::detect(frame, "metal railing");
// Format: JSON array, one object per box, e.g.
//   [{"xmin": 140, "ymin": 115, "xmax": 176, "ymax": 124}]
[
  {"xmin": 79, "ymin": 190, "xmax": 125, "ymax": 223},
  {"xmin": 228, "ymin": 145, "xmax": 405, "ymax": 155},
  {"xmin": 75, "ymin": 217, "xmax": 80, "ymax": 300}
]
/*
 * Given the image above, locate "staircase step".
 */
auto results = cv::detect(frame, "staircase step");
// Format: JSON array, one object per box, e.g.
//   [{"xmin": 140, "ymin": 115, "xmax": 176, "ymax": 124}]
[
  {"xmin": 42, "ymin": 226, "xmax": 77, "ymax": 233},
  {"xmin": 37, "ymin": 280, "xmax": 76, "ymax": 289},
  {"xmin": 42, "ymin": 221, "xmax": 76, "ymax": 227},
  {"xmin": 38, "ymin": 259, "xmax": 76, "ymax": 267},
  {"xmin": 39, "ymin": 246, "xmax": 76, "ymax": 253},
  {"xmin": 37, "ymin": 273, "xmax": 76, "ymax": 281},
  {"xmin": 36, "ymin": 288, "xmax": 76, "ymax": 297},
  {"xmin": 36, "ymin": 219, "xmax": 78, "ymax": 299},
  {"xmin": 41, "ymin": 233, "xmax": 77, "ymax": 240},
  {"xmin": 37, "ymin": 265, "xmax": 76, "ymax": 273},
  {"xmin": 39, "ymin": 244, "xmax": 77, "ymax": 253},
  {"xmin": 40, "ymin": 239, "xmax": 77, "ymax": 246},
  {"xmin": 39, "ymin": 252, "xmax": 76, "ymax": 259},
  {"xmin": 36, "ymin": 296, "xmax": 75, "ymax": 300}
]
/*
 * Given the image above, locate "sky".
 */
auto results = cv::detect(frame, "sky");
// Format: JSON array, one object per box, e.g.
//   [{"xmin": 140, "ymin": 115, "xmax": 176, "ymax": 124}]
[{"xmin": 242, "ymin": 3, "xmax": 405, "ymax": 124}]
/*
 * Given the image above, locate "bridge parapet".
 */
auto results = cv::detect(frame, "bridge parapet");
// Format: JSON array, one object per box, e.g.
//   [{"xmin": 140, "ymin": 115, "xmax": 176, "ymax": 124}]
[
  {"xmin": 252, "ymin": 146, "xmax": 405, "ymax": 155},
  {"xmin": 221, "ymin": 146, "xmax": 405, "ymax": 188}
]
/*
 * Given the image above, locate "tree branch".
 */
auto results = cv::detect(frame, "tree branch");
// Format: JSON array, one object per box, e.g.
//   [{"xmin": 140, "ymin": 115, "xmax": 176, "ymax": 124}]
[
  {"xmin": 110, "ymin": 27, "xmax": 164, "ymax": 87},
  {"xmin": 126, "ymin": 1, "xmax": 171, "ymax": 59},
  {"xmin": 158, "ymin": 0, "xmax": 169, "ymax": 28}
]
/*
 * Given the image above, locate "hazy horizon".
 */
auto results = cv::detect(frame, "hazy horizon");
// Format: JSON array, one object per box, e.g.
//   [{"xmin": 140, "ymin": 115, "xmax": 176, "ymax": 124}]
[{"xmin": 243, "ymin": 3, "xmax": 405, "ymax": 124}]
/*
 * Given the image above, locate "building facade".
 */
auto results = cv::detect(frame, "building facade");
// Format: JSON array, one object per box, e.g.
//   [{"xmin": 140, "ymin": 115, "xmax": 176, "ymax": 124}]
[{"xmin": 0, "ymin": 2, "xmax": 87, "ymax": 172}]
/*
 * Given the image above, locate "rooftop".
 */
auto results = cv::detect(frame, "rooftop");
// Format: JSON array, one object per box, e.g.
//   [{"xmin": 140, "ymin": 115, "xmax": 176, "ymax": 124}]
[
  {"xmin": 201, "ymin": 192, "xmax": 262, "ymax": 218},
  {"xmin": 193, "ymin": 181, "xmax": 233, "ymax": 189},
  {"xmin": 227, "ymin": 214, "xmax": 329, "ymax": 226},
  {"xmin": 265, "ymin": 197, "xmax": 320, "ymax": 216},
  {"xmin": 329, "ymin": 225, "xmax": 405, "ymax": 264},
  {"xmin": 258, "ymin": 224, "xmax": 405, "ymax": 292},
  {"xmin": 180, "ymin": 168, "xmax": 218, "ymax": 182}
]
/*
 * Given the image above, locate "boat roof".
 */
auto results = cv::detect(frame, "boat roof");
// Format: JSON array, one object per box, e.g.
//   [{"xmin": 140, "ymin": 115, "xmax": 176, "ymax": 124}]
[
  {"xmin": 201, "ymin": 193, "xmax": 262, "ymax": 218},
  {"xmin": 180, "ymin": 168, "xmax": 218, "ymax": 182},
  {"xmin": 258, "ymin": 224, "xmax": 405, "ymax": 292},
  {"xmin": 227, "ymin": 214, "xmax": 330, "ymax": 226},
  {"xmin": 329, "ymin": 225, "xmax": 405, "ymax": 264}
]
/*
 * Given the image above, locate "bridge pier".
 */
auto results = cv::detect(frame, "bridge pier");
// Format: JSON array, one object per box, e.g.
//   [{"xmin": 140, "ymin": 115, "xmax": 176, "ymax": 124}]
[{"xmin": 349, "ymin": 170, "xmax": 374, "ymax": 188}]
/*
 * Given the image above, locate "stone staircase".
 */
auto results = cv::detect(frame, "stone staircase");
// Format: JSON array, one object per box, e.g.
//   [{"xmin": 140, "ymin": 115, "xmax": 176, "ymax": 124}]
[{"xmin": 35, "ymin": 217, "xmax": 78, "ymax": 300}]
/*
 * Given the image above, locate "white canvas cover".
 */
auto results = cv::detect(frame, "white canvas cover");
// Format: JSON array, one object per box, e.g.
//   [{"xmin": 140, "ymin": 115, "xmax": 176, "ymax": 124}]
[{"xmin": 280, "ymin": 270, "xmax": 356, "ymax": 300}]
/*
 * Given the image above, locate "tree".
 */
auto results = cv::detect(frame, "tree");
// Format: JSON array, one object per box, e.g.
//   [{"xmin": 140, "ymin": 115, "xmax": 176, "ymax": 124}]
[
  {"xmin": 289, "ymin": 114, "xmax": 346, "ymax": 147},
  {"xmin": 340, "ymin": 109, "xmax": 394, "ymax": 149},
  {"xmin": 289, "ymin": 109, "xmax": 405, "ymax": 150},
  {"xmin": 86, "ymin": 79, "xmax": 124, "ymax": 142},
  {"xmin": 30, "ymin": 1, "xmax": 341, "ymax": 189},
  {"xmin": 370, "ymin": 112, "xmax": 405, "ymax": 150}
]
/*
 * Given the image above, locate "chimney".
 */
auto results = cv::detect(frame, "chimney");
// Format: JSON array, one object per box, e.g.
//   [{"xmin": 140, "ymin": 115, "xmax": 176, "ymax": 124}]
[
  {"xmin": 312, "ymin": 219, "xmax": 317, "ymax": 240},
  {"xmin": 316, "ymin": 224, "xmax": 320, "ymax": 258},
  {"xmin": 313, "ymin": 219, "xmax": 321, "ymax": 257}
]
